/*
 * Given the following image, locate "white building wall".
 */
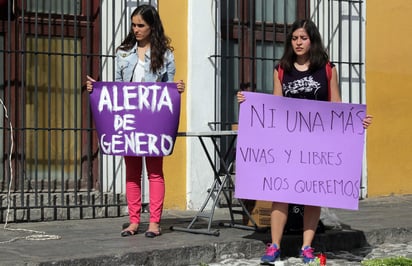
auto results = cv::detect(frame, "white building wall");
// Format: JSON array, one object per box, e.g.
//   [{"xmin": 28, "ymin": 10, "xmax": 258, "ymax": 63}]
[
  {"xmin": 99, "ymin": 0, "xmax": 126, "ymax": 196},
  {"xmin": 186, "ymin": 0, "xmax": 220, "ymax": 209}
]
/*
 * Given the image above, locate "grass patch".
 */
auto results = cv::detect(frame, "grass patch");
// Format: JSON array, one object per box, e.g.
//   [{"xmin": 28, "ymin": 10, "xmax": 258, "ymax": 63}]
[{"xmin": 362, "ymin": 257, "xmax": 412, "ymax": 266}]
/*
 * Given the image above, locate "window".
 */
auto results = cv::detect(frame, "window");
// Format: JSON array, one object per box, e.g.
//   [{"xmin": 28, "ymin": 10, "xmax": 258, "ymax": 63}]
[
  {"xmin": 220, "ymin": 0, "xmax": 308, "ymax": 126},
  {"xmin": 25, "ymin": 37, "xmax": 82, "ymax": 184},
  {"xmin": 0, "ymin": 1, "xmax": 101, "ymax": 191},
  {"xmin": 25, "ymin": 0, "xmax": 81, "ymax": 15}
]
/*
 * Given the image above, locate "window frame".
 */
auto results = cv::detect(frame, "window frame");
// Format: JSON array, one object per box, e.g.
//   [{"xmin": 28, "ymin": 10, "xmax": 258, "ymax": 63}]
[{"xmin": 0, "ymin": 0, "xmax": 101, "ymax": 190}]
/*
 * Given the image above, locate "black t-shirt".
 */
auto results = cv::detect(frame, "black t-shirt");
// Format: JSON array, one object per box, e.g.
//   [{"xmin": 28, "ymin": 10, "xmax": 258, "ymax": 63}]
[{"xmin": 276, "ymin": 63, "xmax": 333, "ymax": 101}]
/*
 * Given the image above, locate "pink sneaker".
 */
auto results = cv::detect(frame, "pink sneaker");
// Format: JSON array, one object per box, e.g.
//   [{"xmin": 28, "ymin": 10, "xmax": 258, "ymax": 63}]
[
  {"xmin": 260, "ymin": 243, "xmax": 280, "ymax": 265},
  {"xmin": 300, "ymin": 246, "xmax": 315, "ymax": 264}
]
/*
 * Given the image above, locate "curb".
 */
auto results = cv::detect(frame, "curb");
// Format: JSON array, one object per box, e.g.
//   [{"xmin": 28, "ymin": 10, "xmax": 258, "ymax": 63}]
[{"xmin": 27, "ymin": 228, "xmax": 412, "ymax": 266}]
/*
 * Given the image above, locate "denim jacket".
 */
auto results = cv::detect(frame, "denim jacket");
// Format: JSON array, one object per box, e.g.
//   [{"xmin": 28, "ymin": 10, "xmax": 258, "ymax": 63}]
[{"xmin": 115, "ymin": 43, "xmax": 176, "ymax": 82}]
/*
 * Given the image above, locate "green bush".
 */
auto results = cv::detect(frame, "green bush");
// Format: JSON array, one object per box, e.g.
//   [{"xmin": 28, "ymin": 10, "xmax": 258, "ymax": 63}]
[{"xmin": 362, "ymin": 257, "xmax": 412, "ymax": 266}]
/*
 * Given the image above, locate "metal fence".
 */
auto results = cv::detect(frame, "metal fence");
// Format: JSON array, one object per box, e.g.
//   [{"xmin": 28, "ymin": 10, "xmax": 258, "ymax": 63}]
[
  {"xmin": 0, "ymin": 0, "xmax": 365, "ymax": 223},
  {"xmin": 217, "ymin": 0, "xmax": 365, "ymax": 128},
  {"xmin": 0, "ymin": 0, "xmax": 157, "ymax": 223},
  {"xmin": 216, "ymin": 0, "xmax": 366, "ymax": 196}
]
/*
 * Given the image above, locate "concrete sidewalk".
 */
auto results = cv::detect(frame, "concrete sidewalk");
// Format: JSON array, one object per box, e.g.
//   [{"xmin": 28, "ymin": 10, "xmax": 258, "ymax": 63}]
[{"xmin": 0, "ymin": 194, "xmax": 411, "ymax": 266}]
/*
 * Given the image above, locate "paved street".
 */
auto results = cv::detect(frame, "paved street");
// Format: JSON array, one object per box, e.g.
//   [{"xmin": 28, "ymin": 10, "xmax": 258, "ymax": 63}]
[{"xmin": 0, "ymin": 195, "xmax": 411, "ymax": 265}]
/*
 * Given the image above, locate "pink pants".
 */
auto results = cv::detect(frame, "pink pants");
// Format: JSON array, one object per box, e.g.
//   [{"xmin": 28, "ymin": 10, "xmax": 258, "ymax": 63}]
[{"xmin": 124, "ymin": 156, "xmax": 165, "ymax": 224}]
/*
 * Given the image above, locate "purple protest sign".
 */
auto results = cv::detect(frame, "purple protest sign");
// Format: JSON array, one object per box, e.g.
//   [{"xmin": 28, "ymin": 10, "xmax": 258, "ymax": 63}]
[
  {"xmin": 89, "ymin": 82, "xmax": 181, "ymax": 157},
  {"xmin": 234, "ymin": 92, "xmax": 367, "ymax": 210}
]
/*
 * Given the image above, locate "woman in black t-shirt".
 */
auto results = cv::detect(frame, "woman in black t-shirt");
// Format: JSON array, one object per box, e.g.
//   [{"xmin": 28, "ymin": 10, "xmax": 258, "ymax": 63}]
[{"xmin": 237, "ymin": 19, "xmax": 373, "ymax": 264}]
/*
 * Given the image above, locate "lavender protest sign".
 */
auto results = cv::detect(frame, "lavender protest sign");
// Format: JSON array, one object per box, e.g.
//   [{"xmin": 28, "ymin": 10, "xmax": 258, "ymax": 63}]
[
  {"xmin": 234, "ymin": 92, "xmax": 366, "ymax": 210},
  {"xmin": 89, "ymin": 82, "xmax": 181, "ymax": 157}
]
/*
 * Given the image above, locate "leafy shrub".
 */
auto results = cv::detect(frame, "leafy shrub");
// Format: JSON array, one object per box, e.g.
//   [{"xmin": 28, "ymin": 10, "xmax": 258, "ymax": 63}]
[{"xmin": 361, "ymin": 257, "xmax": 412, "ymax": 266}]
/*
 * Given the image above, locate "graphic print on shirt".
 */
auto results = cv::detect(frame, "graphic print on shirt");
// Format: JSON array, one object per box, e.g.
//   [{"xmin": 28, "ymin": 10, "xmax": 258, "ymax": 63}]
[{"xmin": 283, "ymin": 75, "xmax": 321, "ymax": 99}]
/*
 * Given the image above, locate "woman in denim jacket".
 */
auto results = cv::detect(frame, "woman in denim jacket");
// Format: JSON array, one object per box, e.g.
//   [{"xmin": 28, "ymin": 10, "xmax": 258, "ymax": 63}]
[
  {"xmin": 115, "ymin": 38, "xmax": 176, "ymax": 83},
  {"xmin": 87, "ymin": 4, "xmax": 185, "ymax": 238}
]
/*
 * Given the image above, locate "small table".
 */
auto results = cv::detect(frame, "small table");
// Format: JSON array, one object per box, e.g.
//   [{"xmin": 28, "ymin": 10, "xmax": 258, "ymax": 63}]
[{"xmin": 170, "ymin": 130, "xmax": 257, "ymax": 236}]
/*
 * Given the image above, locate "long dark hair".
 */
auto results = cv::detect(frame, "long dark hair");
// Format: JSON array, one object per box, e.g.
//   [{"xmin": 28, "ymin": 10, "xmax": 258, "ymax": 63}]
[
  {"xmin": 117, "ymin": 5, "xmax": 174, "ymax": 73},
  {"xmin": 279, "ymin": 19, "xmax": 329, "ymax": 72}
]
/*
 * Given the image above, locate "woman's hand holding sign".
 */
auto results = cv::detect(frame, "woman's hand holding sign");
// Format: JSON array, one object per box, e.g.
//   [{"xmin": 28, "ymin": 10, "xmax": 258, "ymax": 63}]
[
  {"xmin": 176, "ymin": 80, "xmax": 185, "ymax": 93},
  {"xmin": 237, "ymin": 91, "xmax": 246, "ymax": 103},
  {"xmin": 86, "ymin": 75, "xmax": 96, "ymax": 93},
  {"xmin": 362, "ymin": 114, "xmax": 373, "ymax": 129}
]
